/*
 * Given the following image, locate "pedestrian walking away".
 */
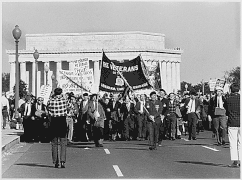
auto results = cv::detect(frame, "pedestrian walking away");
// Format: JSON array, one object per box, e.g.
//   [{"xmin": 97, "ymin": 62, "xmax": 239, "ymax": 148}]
[
  {"xmin": 225, "ymin": 83, "xmax": 240, "ymax": 168},
  {"xmin": 47, "ymin": 88, "xmax": 68, "ymax": 168}
]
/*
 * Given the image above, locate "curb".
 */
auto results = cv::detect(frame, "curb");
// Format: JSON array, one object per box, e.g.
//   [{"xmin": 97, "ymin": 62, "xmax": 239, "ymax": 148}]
[{"xmin": 2, "ymin": 135, "xmax": 22, "ymax": 152}]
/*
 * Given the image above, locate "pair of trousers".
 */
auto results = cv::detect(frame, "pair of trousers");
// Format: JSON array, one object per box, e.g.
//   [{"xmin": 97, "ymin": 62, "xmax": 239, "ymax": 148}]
[
  {"xmin": 124, "ymin": 117, "xmax": 134, "ymax": 140},
  {"xmin": 2, "ymin": 108, "xmax": 8, "ymax": 128},
  {"xmin": 187, "ymin": 112, "xmax": 198, "ymax": 138},
  {"xmin": 213, "ymin": 116, "xmax": 227, "ymax": 143},
  {"xmin": 167, "ymin": 113, "xmax": 177, "ymax": 138},
  {"xmin": 93, "ymin": 126, "xmax": 104, "ymax": 145},
  {"xmin": 177, "ymin": 118, "xmax": 183, "ymax": 136},
  {"xmin": 51, "ymin": 137, "xmax": 67, "ymax": 164},
  {"xmin": 137, "ymin": 114, "xmax": 147, "ymax": 138},
  {"xmin": 228, "ymin": 127, "xmax": 240, "ymax": 161},
  {"xmin": 66, "ymin": 117, "xmax": 74, "ymax": 141},
  {"xmin": 147, "ymin": 121, "xmax": 161, "ymax": 148}
]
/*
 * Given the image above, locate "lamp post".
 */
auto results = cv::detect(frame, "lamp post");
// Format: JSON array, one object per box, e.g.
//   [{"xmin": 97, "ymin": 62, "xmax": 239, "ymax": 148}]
[
  {"xmin": 44, "ymin": 64, "xmax": 49, "ymax": 85},
  {"xmin": 12, "ymin": 25, "xmax": 21, "ymax": 118},
  {"xmin": 33, "ymin": 49, "xmax": 39, "ymax": 96}
]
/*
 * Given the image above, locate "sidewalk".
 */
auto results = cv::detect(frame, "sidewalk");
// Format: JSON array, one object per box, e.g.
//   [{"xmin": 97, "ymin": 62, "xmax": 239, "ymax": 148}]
[{"xmin": 2, "ymin": 122, "xmax": 24, "ymax": 152}]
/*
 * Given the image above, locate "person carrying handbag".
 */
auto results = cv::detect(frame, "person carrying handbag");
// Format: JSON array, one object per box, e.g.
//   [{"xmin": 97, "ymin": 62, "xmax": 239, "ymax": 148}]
[
  {"xmin": 88, "ymin": 94, "xmax": 106, "ymax": 147},
  {"xmin": 208, "ymin": 86, "xmax": 228, "ymax": 146}
]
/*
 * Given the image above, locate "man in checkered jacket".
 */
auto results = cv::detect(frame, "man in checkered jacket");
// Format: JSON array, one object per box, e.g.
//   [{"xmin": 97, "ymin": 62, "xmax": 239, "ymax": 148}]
[{"xmin": 47, "ymin": 88, "xmax": 68, "ymax": 168}]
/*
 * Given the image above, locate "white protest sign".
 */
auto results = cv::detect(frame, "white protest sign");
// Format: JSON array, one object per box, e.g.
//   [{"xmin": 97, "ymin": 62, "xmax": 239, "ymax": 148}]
[
  {"xmin": 74, "ymin": 58, "xmax": 89, "ymax": 74},
  {"xmin": 39, "ymin": 85, "xmax": 53, "ymax": 105},
  {"xmin": 209, "ymin": 79, "xmax": 217, "ymax": 92},
  {"xmin": 58, "ymin": 69, "xmax": 94, "ymax": 94}
]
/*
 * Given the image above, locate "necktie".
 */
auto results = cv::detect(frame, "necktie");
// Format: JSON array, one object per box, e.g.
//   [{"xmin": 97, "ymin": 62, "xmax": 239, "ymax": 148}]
[
  {"xmin": 25, "ymin": 103, "xmax": 29, "ymax": 116},
  {"xmin": 140, "ymin": 101, "xmax": 143, "ymax": 113},
  {"xmin": 190, "ymin": 100, "xmax": 194, "ymax": 112}
]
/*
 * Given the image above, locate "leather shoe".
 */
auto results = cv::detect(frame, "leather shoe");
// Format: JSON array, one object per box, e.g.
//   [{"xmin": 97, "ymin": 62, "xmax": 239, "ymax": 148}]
[
  {"xmin": 54, "ymin": 163, "xmax": 59, "ymax": 168},
  {"xmin": 192, "ymin": 137, "xmax": 197, "ymax": 140},
  {"xmin": 60, "ymin": 162, "xmax": 65, "ymax": 168},
  {"xmin": 188, "ymin": 137, "xmax": 191, "ymax": 140},
  {"xmin": 228, "ymin": 162, "xmax": 239, "ymax": 168}
]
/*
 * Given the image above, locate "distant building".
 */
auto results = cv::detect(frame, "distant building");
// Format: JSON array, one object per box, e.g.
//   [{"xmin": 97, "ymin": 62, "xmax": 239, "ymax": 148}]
[{"xmin": 7, "ymin": 31, "xmax": 183, "ymax": 95}]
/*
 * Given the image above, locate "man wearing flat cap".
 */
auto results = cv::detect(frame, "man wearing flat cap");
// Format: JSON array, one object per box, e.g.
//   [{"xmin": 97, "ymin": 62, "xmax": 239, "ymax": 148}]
[
  {"xmin": 208, "ymin": 86, "xmax": 228, "ymax": 145},
  {"xmin": 183, "ymin": 89, "xmax": 201, "ymax": 140}
]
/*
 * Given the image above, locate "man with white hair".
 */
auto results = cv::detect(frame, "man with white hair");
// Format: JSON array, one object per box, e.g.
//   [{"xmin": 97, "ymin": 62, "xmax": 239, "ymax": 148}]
[{"xmin": 208, "ymin": 86, "xmax": 228, "ymax": 146}]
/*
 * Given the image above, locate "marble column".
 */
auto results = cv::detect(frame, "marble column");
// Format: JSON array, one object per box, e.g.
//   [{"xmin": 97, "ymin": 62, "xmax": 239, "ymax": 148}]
[
  {"xmin": 20, "ymin": 62, "xmax": 26, "ymax": 83},
  {"xmin": 69, "ymin": 61, "xmax": 75, "ymax": 71},
  {"xmin": 44, "ymin": 62, "xmax": 50, "ymax": 85},
  {"xmin": 161, "ymin": 61, "xmax": 167, "ymax": 93},
  {"xmin": 37, "ymin": 71, "xmax": 41, "ymax": 97},
  {"xmin": 32, "ymin": 61, "xmax": 36, "ymax": 96},
  {"xmin": 176, "ymin": 62, "xmax": 181, "ymax": 92},
  {"xmin": 10, "ymin": 62, "xmax": 16, "ymax": 93},
  {"xmin": 93, "ymin": 60, "xmax": 100, "ymax": 93},
  {"xmin": 56, "ymin": 61, "xmax": 62, "ymax": 85},
  {"xmin": 171, "ymin": 61, "xmax": 177, "ymax": 93},
  {"xmin": 166, "ymin": 61, "xmax": 172, "ymax": 94}
]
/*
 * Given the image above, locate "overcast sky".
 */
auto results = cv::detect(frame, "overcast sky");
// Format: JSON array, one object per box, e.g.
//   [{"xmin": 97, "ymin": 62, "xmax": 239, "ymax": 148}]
[{"xmin": 2, "ymin": 1, "xmax": 240, "ymax": 84}]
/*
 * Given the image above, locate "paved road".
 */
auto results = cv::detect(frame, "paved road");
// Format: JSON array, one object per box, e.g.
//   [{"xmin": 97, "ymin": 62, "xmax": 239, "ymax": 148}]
[{"xmin": 2, "ymin": 131, "xmax": 240, "ymax": 179}]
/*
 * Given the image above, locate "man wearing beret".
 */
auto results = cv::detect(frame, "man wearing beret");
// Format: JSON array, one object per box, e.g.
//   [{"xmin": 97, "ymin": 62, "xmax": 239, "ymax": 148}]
[
  {"xmin": 145, "ymin": 91, "xmax": 163, "ymax": 150},
  {"xmin": 184, "ymin": 89, "xmax": 201, "ymax": 140}
]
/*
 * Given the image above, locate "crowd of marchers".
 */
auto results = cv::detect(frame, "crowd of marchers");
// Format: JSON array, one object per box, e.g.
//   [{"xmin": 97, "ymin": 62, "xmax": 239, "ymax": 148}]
[{"xmin": 1, "ymin": 83, "xmax": 240, "ymax": 168}]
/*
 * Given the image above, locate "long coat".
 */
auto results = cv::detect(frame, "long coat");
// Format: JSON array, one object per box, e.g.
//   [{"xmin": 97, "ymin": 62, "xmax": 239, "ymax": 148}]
[
  {"xmin": 78, "ymin": 100, "xmax": 89, "ymax": 122},
  {"xmin": 88, "ymin": 101, "xmax": 106, "ymax": 128}
]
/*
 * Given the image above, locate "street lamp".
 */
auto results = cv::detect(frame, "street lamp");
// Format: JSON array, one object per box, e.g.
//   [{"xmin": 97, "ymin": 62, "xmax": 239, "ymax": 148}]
[
  {"xmin": 44, "ymin": 64, "xmax": 49, "ymax": 85},
  {"xmin": 33, "ymin": 49, "xmax": 39, "ymax": 96},
  {"xmin": 12, "ymin": 25, "xmax": 21, "ymax": 118}
]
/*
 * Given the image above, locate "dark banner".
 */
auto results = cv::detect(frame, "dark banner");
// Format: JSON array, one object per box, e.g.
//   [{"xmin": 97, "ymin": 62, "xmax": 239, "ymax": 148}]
[{"xmin": 99, "ymin": 52, "xmax": 151, "ymax": 92}]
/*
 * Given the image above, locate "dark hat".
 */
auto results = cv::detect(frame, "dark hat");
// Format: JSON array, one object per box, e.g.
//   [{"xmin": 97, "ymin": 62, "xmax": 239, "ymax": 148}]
[
  {"xmin": 91, "ymin": 94, "xmax": 97, "ymax": 99},
  {"xmin": 190, "ymin": 89, "xmax": 197, "ymax": 96},
  {"xmin": 150, "ymin": 91, "xmax": 156, "ymax": 97},
  {"xmin": 83, "ymin": 93, "xmax": 89, "ymax": 97},
  {"xmin": 54, "ymin": 88, "xmax": 63, "ymax": 96},
  {"xmin": 159, "ymin": 89, "xmax": 167, "ymax": 94}
]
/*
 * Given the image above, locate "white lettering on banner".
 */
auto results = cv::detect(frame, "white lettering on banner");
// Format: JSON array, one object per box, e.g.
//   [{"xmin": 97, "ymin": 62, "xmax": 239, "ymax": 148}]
[
  {"xmin": 103, "ymin": 62, "xmax": 139, "ymax": 73},
  {"xmin": 133, "ymin": 83, "xmax": 148, "ymax": 89}
]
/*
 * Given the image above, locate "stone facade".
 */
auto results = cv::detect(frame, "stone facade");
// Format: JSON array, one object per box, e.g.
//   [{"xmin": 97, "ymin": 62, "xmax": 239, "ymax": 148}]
[{"xmin": 7, "ymin": 31, "xmax": 182, "ymax": 96}]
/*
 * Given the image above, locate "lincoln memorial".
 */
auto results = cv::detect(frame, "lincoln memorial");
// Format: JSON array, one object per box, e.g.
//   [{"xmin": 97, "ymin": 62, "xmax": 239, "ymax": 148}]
[{"xmin": 7, "ymin": 31, "xmax": 183, "ymax": 96}]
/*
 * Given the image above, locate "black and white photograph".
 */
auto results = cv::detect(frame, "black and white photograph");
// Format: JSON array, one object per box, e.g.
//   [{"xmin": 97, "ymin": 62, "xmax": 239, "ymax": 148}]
[{"xmin": 1, "ymin": 1, "xmax": 240, "ymax": 179}]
